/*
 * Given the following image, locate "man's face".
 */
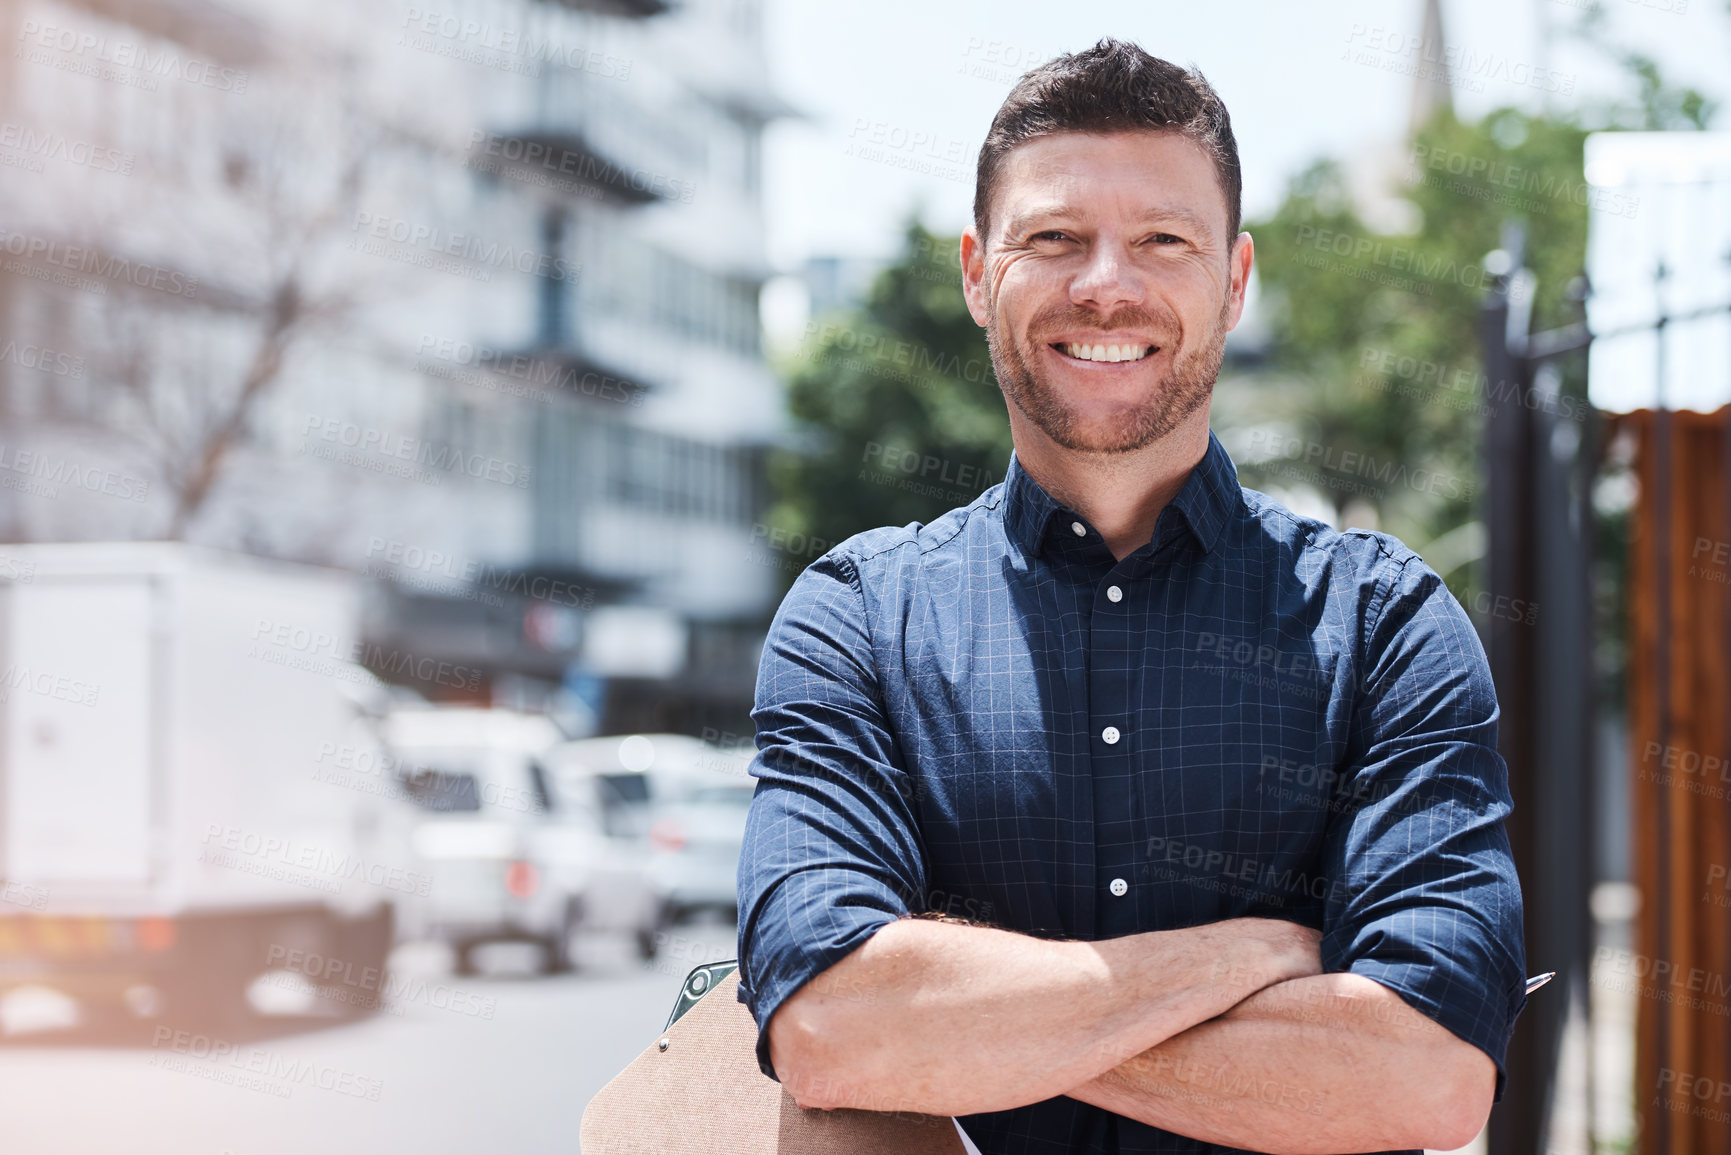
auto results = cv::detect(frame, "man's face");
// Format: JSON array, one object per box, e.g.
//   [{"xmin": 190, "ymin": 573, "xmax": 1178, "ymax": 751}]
[{"xmin": 961, "ymin": 130, "xmax": 1253, "ymax": 454}]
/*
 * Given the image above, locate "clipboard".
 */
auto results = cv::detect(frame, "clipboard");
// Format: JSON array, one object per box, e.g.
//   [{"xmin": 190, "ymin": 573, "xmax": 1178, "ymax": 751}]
[{"xmin": 580, "ymin": 961, "xmax": 968, "ymax": 1154}]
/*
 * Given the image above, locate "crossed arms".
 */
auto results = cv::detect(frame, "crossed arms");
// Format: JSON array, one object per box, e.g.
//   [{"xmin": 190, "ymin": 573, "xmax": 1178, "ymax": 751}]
[
  {"xmin": 741, "ymin": 550, "xmax": 1521, "ymax": 1153},
  {"xmin": 766, "ymin": 915, "xmax": 1495, "ymax": 1154}
]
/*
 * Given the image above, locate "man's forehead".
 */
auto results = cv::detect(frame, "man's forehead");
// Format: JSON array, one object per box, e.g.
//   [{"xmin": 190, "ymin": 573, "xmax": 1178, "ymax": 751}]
[{"xmin": 992, "ymin": 130, "xmax": 1228, "ymax": 234}]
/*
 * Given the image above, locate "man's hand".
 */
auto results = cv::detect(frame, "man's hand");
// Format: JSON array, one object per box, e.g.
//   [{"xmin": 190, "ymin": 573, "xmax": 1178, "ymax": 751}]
[
  {"xmin": 766, "ymin": 915, "xmax": 1319, "ymax": 1118},
  {"xmin": 1066, "ymin": 972, "xmax": 1497, "ymax": 1154}
]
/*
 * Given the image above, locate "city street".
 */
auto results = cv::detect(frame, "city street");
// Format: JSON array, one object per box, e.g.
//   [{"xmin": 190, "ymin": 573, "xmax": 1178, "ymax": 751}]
[{"xmin": 0, "ymin": 924, "xmax": 740, "ymax": 1155}]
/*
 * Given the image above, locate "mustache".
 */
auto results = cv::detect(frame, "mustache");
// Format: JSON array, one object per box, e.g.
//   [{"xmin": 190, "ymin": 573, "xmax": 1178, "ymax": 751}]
[{"xmin": 1023, "ymin": 303, "xmax": 1180, "ymax": 345}]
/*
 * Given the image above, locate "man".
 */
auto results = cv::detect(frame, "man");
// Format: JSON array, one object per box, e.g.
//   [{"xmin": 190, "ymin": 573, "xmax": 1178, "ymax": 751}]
[{"xmin": 736, "ymin": 39, "xmax": 1526, "ymax": 1155}]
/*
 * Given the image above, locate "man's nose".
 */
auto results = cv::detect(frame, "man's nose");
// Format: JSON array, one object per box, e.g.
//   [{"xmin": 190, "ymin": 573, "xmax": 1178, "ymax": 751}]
[{"xmin": 1069, "ymin": 241, "xmax": 1145, "ymax": 311}]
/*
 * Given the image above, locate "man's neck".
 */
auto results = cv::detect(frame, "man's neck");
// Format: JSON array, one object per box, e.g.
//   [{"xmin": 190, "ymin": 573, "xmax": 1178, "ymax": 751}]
[{"xmin": 1011, "ymin": 412, "xmax": 1212, "ymax": 563}]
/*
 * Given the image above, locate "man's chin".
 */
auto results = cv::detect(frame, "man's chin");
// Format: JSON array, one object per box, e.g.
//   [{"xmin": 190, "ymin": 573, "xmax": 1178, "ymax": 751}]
[{"xmin": 1033, "ymin": 412, "xmax": 1166, "ymax": 455}]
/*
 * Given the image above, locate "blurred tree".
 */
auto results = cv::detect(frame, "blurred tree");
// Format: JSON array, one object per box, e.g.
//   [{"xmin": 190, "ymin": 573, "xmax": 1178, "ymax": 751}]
[
  {"xmin": 762, "ymin": 221, "xmax": 1009, "ymax": 591},
  {"xmin": 1234, "ymin": 106, "xmax": 1596, "ymax": 567},
  {"xmin": 1569, "ymin": 1, "xmax": 1717, "ymax": 130}
]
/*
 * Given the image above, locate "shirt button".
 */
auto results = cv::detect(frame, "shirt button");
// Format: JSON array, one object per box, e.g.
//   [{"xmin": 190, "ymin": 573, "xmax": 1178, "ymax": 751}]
[
  {"xmin": 1109, "ymin": 878, "xmax": 1128, "ymax": 897},
  {"xmin": 1101, "ymin": 725, "xmax": 1121, "ymax": 744},
  {"xmin": 1106, "ymin": 585, "xmax": 1123, "ymax": 602},
  {"xmin": 1070, "ymin": 520, "xmax": 1086, "ymax": 537}
]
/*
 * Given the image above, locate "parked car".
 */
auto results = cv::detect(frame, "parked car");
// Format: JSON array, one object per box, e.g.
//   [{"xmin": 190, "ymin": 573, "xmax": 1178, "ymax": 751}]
[
  {"xmin": 543, "ymin": 734, "xmax": 756, "ymax": 940},
  {"xmin": 385, "ymin": 708, "xmax": 658, "ymax": 974}
]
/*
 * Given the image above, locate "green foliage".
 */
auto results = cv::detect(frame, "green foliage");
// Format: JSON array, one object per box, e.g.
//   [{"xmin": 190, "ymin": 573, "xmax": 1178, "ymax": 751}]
[
  {"xmin": 762, "ymin": 221, "xmax": 1010, "ymax": 591},
  {"xmin": 1569, "ymin": 3, "xmax": 1718, "ymax": 130},
  {"xmin": 1229, "ymin": 106, "xmax": 1595, "ymax": 564}
]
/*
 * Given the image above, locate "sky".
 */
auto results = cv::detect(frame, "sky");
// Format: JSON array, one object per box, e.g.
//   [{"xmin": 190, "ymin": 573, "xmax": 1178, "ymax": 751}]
[{"xmin": 757, "ymin": 0, "xmax": 1730, "ymax": 270}]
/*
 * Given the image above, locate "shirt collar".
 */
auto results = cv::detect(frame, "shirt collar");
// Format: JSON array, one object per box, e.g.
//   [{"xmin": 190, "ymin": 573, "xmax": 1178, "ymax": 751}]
[{"xmin": 999, "ymin": 429, "xmax": 1240, "ymax": 560}]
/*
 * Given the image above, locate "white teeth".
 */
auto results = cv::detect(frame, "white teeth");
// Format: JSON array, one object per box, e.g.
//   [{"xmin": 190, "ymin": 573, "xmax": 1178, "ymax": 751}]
[{"xmin": 1062, "ymin": 342, "xmax": 1150, "ymax": 363}]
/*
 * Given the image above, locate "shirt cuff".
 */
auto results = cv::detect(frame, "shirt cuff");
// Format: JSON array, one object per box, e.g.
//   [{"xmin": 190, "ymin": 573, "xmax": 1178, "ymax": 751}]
[{"xmin": 738, "ymin": 880, "xmax": 905, "ymax": 1083}]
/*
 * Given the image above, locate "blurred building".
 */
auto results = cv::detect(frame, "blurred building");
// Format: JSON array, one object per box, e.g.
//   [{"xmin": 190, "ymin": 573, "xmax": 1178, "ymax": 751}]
[{"xmin": 0, "ymin": 0, "xmax": 791, "ymax": 735}]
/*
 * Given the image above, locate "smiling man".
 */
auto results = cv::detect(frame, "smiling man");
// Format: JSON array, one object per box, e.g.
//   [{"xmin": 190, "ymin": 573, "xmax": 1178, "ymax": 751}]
[{"xmin": 736, "ymin": 39, "xmax": 1527, "ymax": 1155}]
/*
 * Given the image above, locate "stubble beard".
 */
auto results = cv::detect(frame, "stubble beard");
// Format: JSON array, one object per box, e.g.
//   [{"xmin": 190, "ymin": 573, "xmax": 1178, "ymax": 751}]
[{"xmin": 985, "ymin": 294, "xmax": 1232, "ymax": 455}]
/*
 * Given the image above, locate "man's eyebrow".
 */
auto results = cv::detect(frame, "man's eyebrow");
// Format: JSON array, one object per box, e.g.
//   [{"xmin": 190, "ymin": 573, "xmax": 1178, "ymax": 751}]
[
  {"xmin": 1133, "ymin": 205, "xmax": 1215, "ymax": 236},
  {"xmin": 1001, "ymin": 206, "xmax": 1079, "ymax": 237},
  {"xmin": 1001, "ymin": 204, "xmax": 1218, "ymax": 239}
]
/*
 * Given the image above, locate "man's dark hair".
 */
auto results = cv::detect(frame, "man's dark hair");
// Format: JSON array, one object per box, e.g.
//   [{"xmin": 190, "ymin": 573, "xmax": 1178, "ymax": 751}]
[{"xmin": 973, "ymin": 38, "xmax": 1242, "ymax": 245}]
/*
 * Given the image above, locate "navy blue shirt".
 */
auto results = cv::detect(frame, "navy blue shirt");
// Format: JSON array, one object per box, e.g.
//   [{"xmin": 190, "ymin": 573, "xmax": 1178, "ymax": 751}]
[{"xmin": 736, "ymin": 430, "xmax": 1527, "ymax": 1155}]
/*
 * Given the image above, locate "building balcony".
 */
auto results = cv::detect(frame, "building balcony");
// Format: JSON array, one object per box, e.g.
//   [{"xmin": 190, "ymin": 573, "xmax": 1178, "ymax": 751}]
[{"xmin": 535, "ymin": 0, "xmax": 672, "ymax": 17}]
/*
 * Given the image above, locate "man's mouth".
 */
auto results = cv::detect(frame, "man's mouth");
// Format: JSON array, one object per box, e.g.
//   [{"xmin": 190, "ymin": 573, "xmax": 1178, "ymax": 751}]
[{"xmin": 1051, "ymin": 342, "xmax": 1158, "ymax": 363}]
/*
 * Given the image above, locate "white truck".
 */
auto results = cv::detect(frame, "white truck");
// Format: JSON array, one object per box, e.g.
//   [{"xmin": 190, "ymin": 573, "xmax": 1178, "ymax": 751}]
[{"xmin": 0, "ymin": 542, "xmax": 413, "ymax": 1034}]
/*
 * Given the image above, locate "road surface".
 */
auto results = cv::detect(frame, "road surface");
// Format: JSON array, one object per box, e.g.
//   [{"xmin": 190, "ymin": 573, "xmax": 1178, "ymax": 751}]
[{"xmin": 0, "ymin": 923, "xmax": 739, "ymax": 1155}]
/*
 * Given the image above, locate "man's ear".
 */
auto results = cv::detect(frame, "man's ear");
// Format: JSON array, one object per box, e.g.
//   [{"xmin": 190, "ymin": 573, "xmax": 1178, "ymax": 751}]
[
  {"xmin": 960, "ymin": 227, "xmax": 991, "ymax": 328},
  {"xmin": 1224, "ymin": 230, "xmax": 1254, "ymax": 332}
]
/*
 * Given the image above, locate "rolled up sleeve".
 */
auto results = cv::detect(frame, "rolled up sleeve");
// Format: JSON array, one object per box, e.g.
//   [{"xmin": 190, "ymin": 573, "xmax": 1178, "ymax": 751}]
[
  {"xmin": 1323, "ymin": 553, "xmax": 1529, "ymax": 1101},
  {"xmin": 735, "ymin": 549, "xmax": 929, "ymax": 1082}
]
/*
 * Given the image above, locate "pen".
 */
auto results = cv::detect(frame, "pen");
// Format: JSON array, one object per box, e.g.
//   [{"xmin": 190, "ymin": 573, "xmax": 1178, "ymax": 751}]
[{"xmin": 1525, "ymin": 972, "xmax": 1556, "ymax": 995}]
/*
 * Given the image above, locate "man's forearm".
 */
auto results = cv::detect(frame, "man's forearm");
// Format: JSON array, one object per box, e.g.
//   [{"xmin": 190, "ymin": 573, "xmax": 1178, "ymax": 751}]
[
  {"xmin": 769, "ymin": 915, "xmax": 1318, "ymax": 1116},
  {"xmin": 1065, "ymin": 973, "xmax": 1497, "ymax": 1155}
]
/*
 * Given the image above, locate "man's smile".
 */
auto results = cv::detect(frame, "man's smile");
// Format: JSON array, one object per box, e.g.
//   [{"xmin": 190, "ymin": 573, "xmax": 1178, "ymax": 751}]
[{"xmin": 1050, "ymin": 341, "xmax": 1159, "ymax": 364}]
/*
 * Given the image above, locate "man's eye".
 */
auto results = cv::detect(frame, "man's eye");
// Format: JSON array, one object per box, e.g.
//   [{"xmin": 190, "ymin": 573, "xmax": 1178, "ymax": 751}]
[
  {"xmin": 1148, "ymin": 233, "xmax": 1184, "ymax": 245},
  {"xmin": 1033, "ymin": 230, "xmax": 1070, "ymax": 242}
]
